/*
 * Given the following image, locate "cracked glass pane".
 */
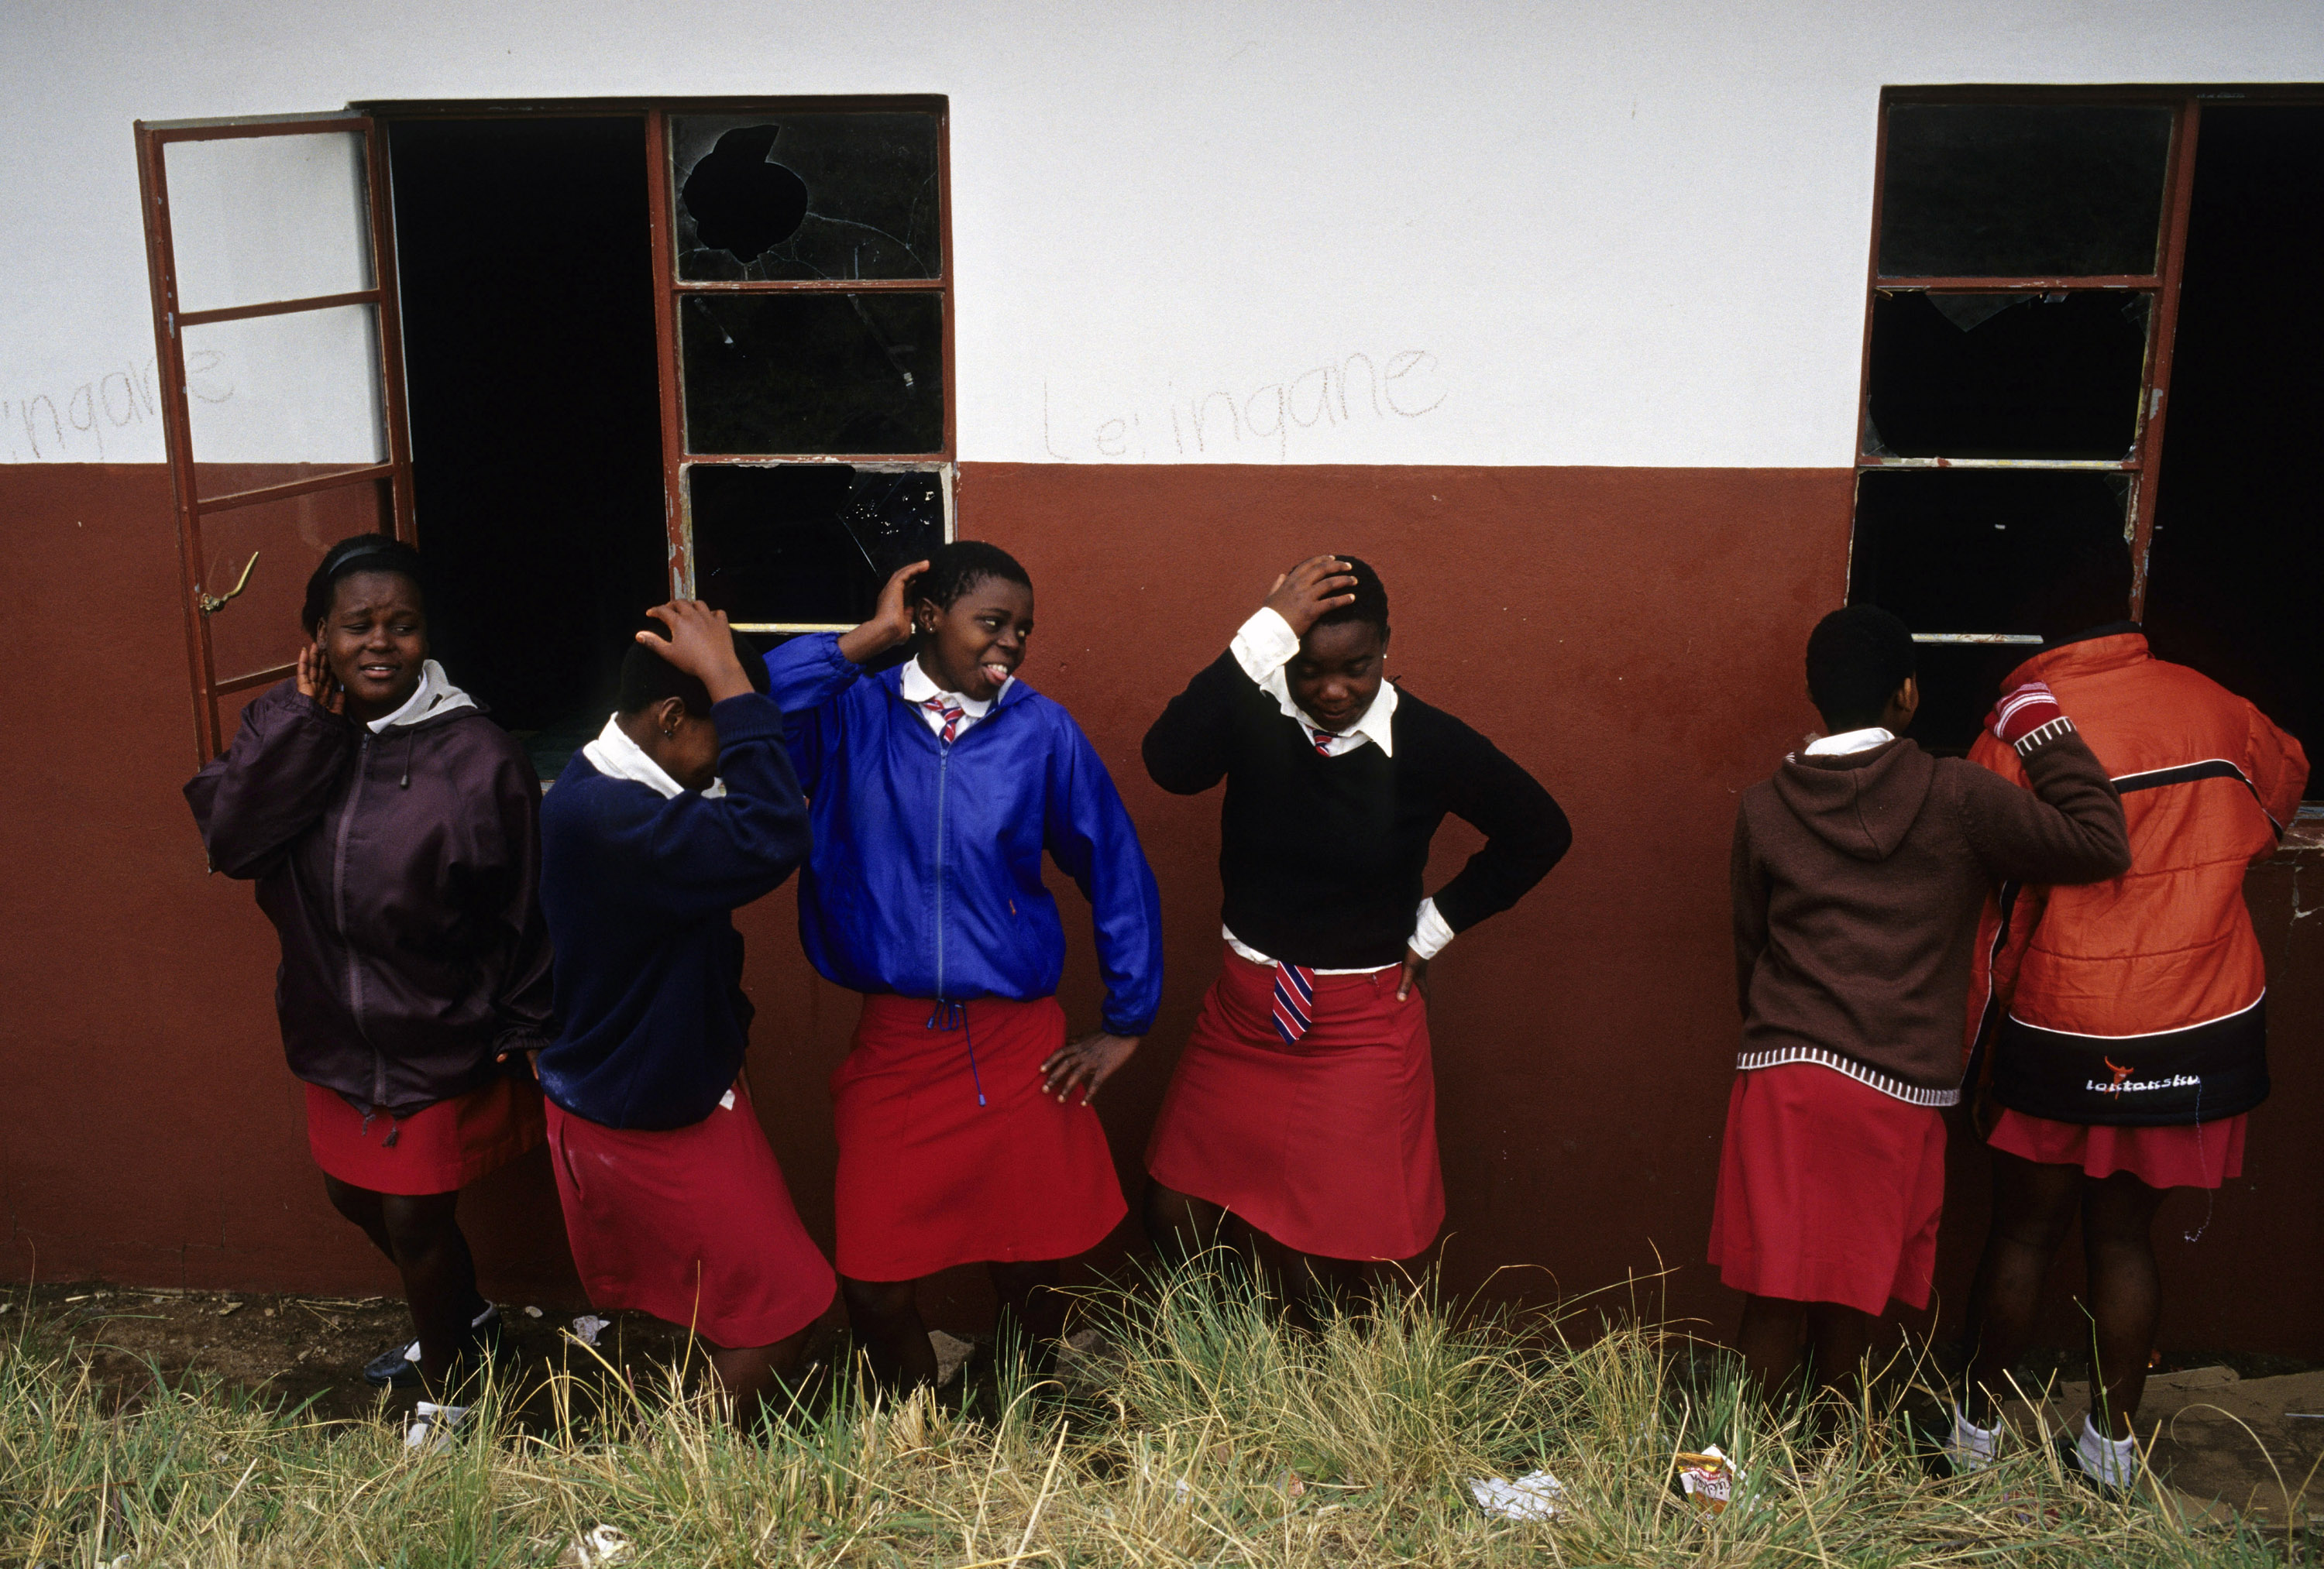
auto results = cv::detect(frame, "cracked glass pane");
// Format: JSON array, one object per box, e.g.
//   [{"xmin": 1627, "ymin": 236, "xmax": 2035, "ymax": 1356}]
[
  {"xmin": 681, "ymin": 292, "xmax": 943, "ymax": 455},
  {"xmin": 1865, "ymin": 291, "xmax": 2150, "ymax": 458},
  {"xmin": 1879, "ymin": 105, "xmax": 2172, "ymax": 277},
  {"xmin": 690, "ymin": 463, "xmax": 945, "ymax": 626},
  {"xmin": 672, "ymin": 113, "xmax": 940, "ymax": 282}
]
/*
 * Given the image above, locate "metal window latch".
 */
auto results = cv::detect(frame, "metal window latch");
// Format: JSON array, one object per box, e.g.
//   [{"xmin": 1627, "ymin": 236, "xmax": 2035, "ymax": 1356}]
[{"xmin": 197, "ymin": 551, "xmax": 259, "ymax": 615}]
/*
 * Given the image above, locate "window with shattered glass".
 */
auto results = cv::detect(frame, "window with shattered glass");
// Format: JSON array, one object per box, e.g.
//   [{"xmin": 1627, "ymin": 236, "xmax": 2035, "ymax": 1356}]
[
  {"xmin": 656, "ymin": 104, "xmax": 951, "ymax": 631},
  {"xmin": 1846, "ymin": 95, "xmax": 2186, "ymax": 748}
]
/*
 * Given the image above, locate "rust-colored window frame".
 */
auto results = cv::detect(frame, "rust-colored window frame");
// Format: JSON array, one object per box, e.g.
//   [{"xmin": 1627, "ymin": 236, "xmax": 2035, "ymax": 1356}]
[
  {"xmin": 643, "ymin": 98, "xmax": 955, "ymax": 633},
  {"xmin": 1850, "ymin": 83, "xmax": 2324, "ymax": 651},
  {"xmin": 134, "ymin": 112, "xmax": 419, "ymax": 764}
]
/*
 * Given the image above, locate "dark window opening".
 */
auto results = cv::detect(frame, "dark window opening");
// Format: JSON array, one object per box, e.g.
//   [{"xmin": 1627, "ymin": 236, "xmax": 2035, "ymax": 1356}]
[
  {"xmin": 690, "ymin": 463, "xmax": 945, "ymax": 628},
  {"xmin": 1865, "ymin": 290, "xmax": 2149, "ymax": 459},
  {"xmin": 1849, "ymin": 468, "xmax": 2128, "ymax": 635},
  {"xmin": 1878, "ymin": 104, "xmax": 2173, "ymax": 277},
  {"xmin": 386, "ymin": 116, "xmax": 669, "ymax": 779},
  {"xmin": 2143, "ymin": 105, "xmax": 2324, "ymax": 768},
  {"xmin": 680, "ymin": 291, "xmax": 944, "ymax": 455}
]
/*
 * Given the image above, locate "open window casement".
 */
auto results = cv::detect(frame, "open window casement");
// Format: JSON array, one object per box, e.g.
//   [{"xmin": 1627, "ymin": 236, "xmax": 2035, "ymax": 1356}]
[{"xmin": 136, "ymin": 113, "xmax": 417, "ymax": 763}]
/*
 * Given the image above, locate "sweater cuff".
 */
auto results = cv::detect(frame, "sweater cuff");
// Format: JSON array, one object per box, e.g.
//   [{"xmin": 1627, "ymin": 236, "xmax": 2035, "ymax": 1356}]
[
  {"xmin": 1229, "ymin": 607, "xmax": 1300, "ymax": 686},
  {"xmin": 2012, "ymin": 714, "xmax": 2075, "ymax": 757},
  {"xmin": 1408, "ymin": 898, "xmax": 1456, "ymax": 960}
]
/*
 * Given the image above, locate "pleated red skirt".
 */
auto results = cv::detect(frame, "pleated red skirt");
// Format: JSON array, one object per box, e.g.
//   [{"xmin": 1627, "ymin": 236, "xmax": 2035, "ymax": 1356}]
[
  {"xmin": 1987, "ymin": 1107, "xmax": 2246, "ymax": 1190},
  {"xmin": 1707, "ymin": 1062, "xmax": 1947, "ymax": 1316},
  {"xmin": 304, "ymin": 1073, "xmax": 543, "ymax": 1196},
  {"xmin": 1145, "ymin": 948, "xmax": 1443, "ymax": 1263},
  {"xmin": 545, "ymin": 1083, "xmax": 837, "ymax": 1349},
  {"xmin": 831, "ymin": 994, "xmax": 1126, "ymax": 1283}
]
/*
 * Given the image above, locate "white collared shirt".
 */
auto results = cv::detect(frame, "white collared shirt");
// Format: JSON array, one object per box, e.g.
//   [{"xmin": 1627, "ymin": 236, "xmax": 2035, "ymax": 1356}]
[
  {"xmin": 579, "ymin": 713, "xmax": 727, "ymax": 798},
  {"xmin": 901, "ymin": 654, "xmax": 1008, "ymax": 740},
  {"xmin": 1220, "ymin": 606, "xmax": 1450, "ymax": 971},
  {"xmin": 1803, "ymin": 726, "xmax": 1896, "ymax": 757},
  {"xmin": 366, "ymin": 659, "xmax": 476, "ymax": 733}
]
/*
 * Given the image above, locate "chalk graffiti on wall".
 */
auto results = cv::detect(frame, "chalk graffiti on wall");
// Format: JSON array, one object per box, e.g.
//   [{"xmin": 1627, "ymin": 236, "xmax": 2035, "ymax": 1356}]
[
  {"xmin": 1043, "ymin": 348, "xmax": 1447, "ymax": 462},
  {"xmin": 2, "ymin": 352, "xmax": 232, "ymax": 463}
]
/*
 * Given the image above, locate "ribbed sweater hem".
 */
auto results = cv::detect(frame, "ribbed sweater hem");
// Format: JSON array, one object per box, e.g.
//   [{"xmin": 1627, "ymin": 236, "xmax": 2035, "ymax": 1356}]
[{"xmin": 1734, "ymin": 1045, "xmax": 1960, "ymax": 1107}]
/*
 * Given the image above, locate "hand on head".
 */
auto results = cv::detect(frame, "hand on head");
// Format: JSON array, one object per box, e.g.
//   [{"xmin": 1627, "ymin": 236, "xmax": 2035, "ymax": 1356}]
[
  {"xmin": 638, "ymin": 600, "xmax": 755, "ymax": 704},
  {"xmin": 838, "ymin": 559, "xmax": 929, "ymax": 664},
  {"xmin": 1263, "ymin": 555, "xmax": 1358, "ymax": 637}
]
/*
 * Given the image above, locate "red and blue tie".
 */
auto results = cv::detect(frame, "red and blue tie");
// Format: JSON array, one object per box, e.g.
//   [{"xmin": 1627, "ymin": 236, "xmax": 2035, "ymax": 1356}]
[
  {"xmin": 1308, "ymin": 727, "xmax": 1336, "ymax": 755},
  {"xmin": 923, "ymin": 695, "xmax": 966, "ymax": 743},
  {"xmin": 1271, "ymin": 962, "xmax": 1317, "ymax": 1045}
]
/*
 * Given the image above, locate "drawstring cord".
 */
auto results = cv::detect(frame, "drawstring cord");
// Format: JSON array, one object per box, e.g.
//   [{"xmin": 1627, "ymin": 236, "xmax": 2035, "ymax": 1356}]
[
  {"xmin": 357, "ymin": 1108, "xmax": 404, "ymax": 1147},
  {"xmin": 925, "ymin": 999, "xmax": 986, "ymax": 1107},
  {"xmin": 399, "ymin": 729, "xmax": 414, "ymax": 788}
]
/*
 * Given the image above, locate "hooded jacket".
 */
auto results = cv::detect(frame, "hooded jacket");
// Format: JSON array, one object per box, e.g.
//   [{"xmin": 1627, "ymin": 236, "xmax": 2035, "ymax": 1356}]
[
  {"xmin": 185, "ymin": 672, "xmax": 554, "ymax": 1118},
  {"xmin": 1731, "ymin": 722, "xmax": 2129, "ymax": 1103},
  {"xmin": 1968, "ymin": 631, "xmax": 2309, "ymax": 1125},
  {"xmin": 762, "ymin": 634, "xmax": 1164, "ymax": 1035}
]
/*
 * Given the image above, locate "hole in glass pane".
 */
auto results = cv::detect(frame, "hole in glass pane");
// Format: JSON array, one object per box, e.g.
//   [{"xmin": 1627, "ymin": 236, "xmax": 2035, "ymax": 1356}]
[
  {"xmin": 672, "ymin": 113, "xmax": 940, "ymax": 282},
  {"xmin": 690, "ymin": 464, "xmax": 945, "ymax": 626},
  {"xmin": 1865, "ymin": 291, "xmax": 2150, "ymax": 458},
  {"xmin": 1848, "ymin": 468, "xmax": 2130, "ymax": 636},
  {"xmin": 198, "ymin": 477, "xmax": 391, "ymax": 683},
  {"xmin": 181, "ymin": 304, "xmax": 387, "ymax": 496},
  {"xmin": 681, "ymin": 293, "xmax": 943, "ymax": 455},
  {"xmin": 163, "ymin": 131, "xmax": 374, "ymax": 313},
  {"xmin": 1878, "ymin": 105, "xmax": 2173, "ymax": 277}
]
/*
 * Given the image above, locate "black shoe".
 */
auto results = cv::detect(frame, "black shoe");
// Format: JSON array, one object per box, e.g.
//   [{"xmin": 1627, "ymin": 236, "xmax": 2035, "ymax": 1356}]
[{"xmin": 362, "ymin": 1303, "xmax": 502, "ymax": 1389}]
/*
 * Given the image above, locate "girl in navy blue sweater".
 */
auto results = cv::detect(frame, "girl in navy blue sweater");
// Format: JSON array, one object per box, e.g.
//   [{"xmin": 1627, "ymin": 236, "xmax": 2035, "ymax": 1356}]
[
  {"xmin": 763, "ymin": 541, "xmax": 1164, "ymax": 1387},
  {"xmin": 538, "ymin": 600, "xmax": 832, "ymax": 1423}
]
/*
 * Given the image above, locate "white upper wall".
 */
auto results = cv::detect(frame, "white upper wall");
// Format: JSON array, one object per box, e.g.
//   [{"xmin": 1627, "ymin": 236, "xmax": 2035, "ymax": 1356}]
[{"xmin": 3, "ymin": 0, "xmax": 2319, "ymax": 466}]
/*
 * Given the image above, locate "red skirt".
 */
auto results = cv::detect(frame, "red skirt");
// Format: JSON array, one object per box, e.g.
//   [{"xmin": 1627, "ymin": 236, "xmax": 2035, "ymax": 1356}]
[
  {"xmin": 1707, "ymin": 1062, "xmax": 1947, "ymax": 1316},
  {"xmin": 304, "ymin": 1074, "xmax": 542, "ymax": 1196},
  {"xmin": 831, "ymin": 994, "xmax": 1126, "ymax": 1282},
  {"xmin": 1988, "ymin": 1107, "xmax": 2246, "ymax": 1190},
  {"xmin": 545, "ymin": 1083, "xmax": 836, "ymax": 1348},
  {"xmin": 1145, "ymin": 948, "xmax": 1442, "ymax": 1263}
]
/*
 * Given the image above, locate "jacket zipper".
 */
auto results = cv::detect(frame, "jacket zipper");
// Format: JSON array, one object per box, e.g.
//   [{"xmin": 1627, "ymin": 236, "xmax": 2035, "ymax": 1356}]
[
  {"xmin": 933, "ymin": 741, "xmax": 950, "ymax": 1001},
  {"xmin": 333, "ymin": 731, "xmax": 384, "ymax": 1112}
]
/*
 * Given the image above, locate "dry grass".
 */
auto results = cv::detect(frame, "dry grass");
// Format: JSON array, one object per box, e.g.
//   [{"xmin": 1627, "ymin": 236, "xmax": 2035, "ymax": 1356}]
[{"xmin": 0, "ymin": 1262, "xmax": 2296, "ymax": 1567}]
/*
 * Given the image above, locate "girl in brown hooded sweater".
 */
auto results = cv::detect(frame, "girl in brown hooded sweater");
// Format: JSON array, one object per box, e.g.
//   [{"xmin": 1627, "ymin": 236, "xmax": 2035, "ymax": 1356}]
[{"xmin": 1710, "ymin": 606, "xmax": 2129, "ymax": 1403}]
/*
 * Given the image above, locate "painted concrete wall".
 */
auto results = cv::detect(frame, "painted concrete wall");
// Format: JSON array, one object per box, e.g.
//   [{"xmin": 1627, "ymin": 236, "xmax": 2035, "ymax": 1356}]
[
  {"xmin": 1, "ymin": 3, "xmax": 2319, "ymax": 1354},
  {"xmin": 7, "ymin": 0, "xmax": 2324, "ymax": 467}
]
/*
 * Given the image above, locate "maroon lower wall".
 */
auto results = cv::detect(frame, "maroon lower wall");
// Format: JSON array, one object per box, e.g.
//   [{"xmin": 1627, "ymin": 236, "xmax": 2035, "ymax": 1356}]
[{"xmin": 2, "ymin": 460, "xmax": 2315, "ymax": 1355}]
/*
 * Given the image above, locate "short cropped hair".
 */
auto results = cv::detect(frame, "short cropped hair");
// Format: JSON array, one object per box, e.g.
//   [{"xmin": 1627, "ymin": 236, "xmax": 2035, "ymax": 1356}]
[
  {"xmin": 616, "ymin": 625, "xmax": 772, "ymax": 717},
  {"xmin": 1805, "ymin": 605, "xmax": 1917, "ymax": 733},
  {"xmin": 1312, "ymin": 555, "xmax": 1390, "ymax": 638},
  {"xmin": 913, "ymin": 540, "xmax": 1033, "ymax": 612},
  {"xmin": 301, "ymin": 534, "xmax": 425, "ymax": 633}
]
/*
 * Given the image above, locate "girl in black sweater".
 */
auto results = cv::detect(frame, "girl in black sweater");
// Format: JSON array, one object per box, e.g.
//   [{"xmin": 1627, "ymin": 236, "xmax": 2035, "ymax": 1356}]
[{"xmin": 1141, "ymin": 555, "xmax": 1571, "ymax": 1304}]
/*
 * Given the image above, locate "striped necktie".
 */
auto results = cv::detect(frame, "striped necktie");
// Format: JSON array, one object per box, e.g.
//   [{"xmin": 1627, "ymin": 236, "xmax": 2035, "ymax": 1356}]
[
  {"xmin": 1307, "ymin": 727, "xmax": 1336, "ymax": 756},
  {"xmin": 1271, "ymin": 963, "xmax": 1317, "ymax": 1045},
  {"xmin": 922, "ymin": 695, "xmax": 967, "ymax": 744}
]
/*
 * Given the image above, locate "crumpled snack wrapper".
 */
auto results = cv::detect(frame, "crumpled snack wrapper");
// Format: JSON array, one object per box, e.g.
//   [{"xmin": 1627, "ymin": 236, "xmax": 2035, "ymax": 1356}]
[
  {"xmin": 1469, "ymin": 1469, "xmax": 1566, "ymax": 1520},
  {"xmin": 1676, "ymin": 1445, "xmax": 1734, "ymax": 1516}
]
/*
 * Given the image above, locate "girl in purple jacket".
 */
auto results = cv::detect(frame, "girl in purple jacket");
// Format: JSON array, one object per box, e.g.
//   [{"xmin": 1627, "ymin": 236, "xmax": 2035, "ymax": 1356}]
[{"xmin": 187, "ymin": 534, "xmax": 552, "ymax": 1447}]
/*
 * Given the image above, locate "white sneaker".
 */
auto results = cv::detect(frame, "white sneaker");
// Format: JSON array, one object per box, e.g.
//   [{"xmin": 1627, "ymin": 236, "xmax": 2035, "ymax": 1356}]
[
  {"xmin": 1944, "ymin": 1403, "xmax": 1999, "ymax": 1473},
  {"xmin": 404, "ymin": 1400, "xmax": 469, "ymax": 1453}
]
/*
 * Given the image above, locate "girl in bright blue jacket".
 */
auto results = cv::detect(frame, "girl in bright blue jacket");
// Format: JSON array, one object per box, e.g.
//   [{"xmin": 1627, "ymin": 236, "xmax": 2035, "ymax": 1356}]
[{"xmin": 762, "ymin": 541, "xmax": 1164, "ymax": 1386}]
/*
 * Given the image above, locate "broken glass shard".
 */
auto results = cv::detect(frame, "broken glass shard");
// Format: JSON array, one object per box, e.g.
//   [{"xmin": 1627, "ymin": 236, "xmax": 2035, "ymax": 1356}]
[
  {"xmin": 680, "ymin": 292, "xmax": 943, "ymax": 455},
  {"xmin": 689, "ymin": 463, "xmax": 946, "ymax": 626},
  {"xmin": 672, "ymin": 113, "xmax": 940, "ymax": 281},
  {"xmin": 1865, "ymin": 291, "xmax": 2149, "ymax": 458},
  {"xmin": 1879, "ymin": 105, "xmax": 2173, "ymax": 277}
]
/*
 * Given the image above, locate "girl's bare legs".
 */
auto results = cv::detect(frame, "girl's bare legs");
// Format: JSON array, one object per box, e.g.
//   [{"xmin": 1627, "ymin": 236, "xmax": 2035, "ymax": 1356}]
[
  {"xmin": 324, "ymin": 1176, "xmax": 485, "ymax": 1393},
  {"xmin": 841, "ymin": 1275, "xmax": 939, "ymax": 1390}
]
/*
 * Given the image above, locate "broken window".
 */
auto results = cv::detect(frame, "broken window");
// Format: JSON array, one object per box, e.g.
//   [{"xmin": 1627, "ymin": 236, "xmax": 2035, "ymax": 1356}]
[
  {"xmin": 651, "ymin": 102, "xmax": 953, "ymax": 636},
  {"xmin": 1850, "ymin": 89, "xmax": 2321, "ymax": 784},
  {"xmin": 136, "ymin": 100, "xmax": 951, "ymax": 768}
]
